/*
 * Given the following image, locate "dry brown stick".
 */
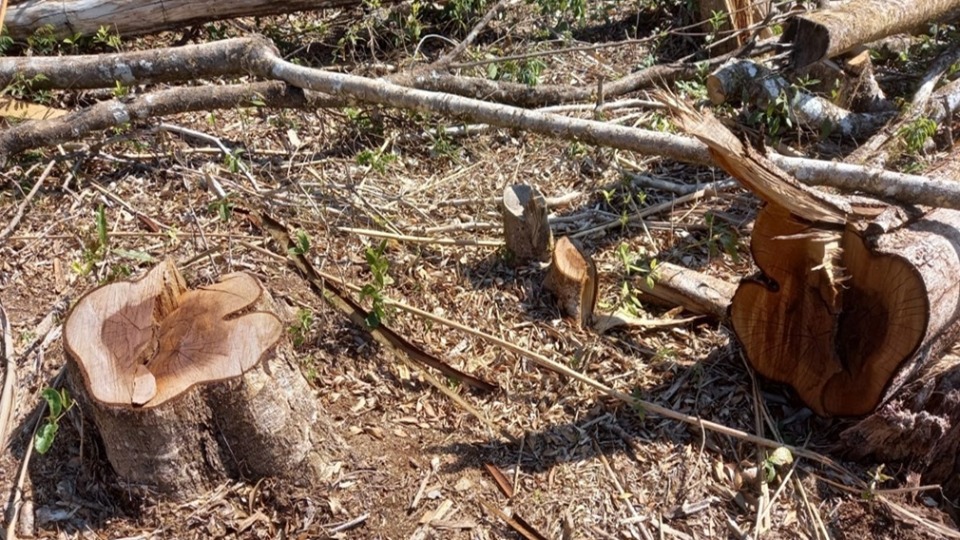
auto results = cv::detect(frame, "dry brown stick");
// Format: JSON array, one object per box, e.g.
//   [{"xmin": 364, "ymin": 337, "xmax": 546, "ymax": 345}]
[
  {"xmin": 0, "ymin": 160, "xmax": 54, "ymax": 243},
  {"xmin": 429, "ymin": 0, "xmax": 509, "ymax": 68},
  {"xmin": 0, "ymin": 301, "xmax": 15, "ymax": 452}
]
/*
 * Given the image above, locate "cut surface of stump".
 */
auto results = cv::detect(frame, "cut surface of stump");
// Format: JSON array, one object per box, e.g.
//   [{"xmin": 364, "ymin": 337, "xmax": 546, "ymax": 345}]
[
  {"xmin": 663, "ymin": 95, "xmax": 960, "ymax": 416},
  {"xmin": 64, "ymin": 260, "xmax": 341, "ymax": 498},
  {"xmin": 501, "ymin": 184, "xmax": 552, "ymax": 264},
  {"xmin": 544, "ymin": 236, "xmax": 597, "ymax": 328}
]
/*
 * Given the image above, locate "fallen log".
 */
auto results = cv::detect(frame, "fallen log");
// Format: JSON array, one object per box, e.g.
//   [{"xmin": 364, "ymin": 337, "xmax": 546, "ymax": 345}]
[
  {"xmin": 5, "ymin": 0, "xmax": 386, "ymax": 39},
  {"xmin": 63, "ymin": 259, "xmax": 343, "ymax": 499},
  {"xmin": 662, "ymin": 93, "xmax": 960, "ymax": 417},
  {"xmin": 783, "ymin": 0, "xmax": 960, "ymax": 69}
]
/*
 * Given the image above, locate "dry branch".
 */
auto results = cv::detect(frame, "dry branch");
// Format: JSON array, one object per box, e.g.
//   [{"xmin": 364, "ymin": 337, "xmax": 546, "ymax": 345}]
[
  {"xmin": 6, "ymin": 37, "xmax": 960, "ymax": 209},
  {"xmin": 4, "ymin": 0, "xmax": 389, "ymax": 39},
  {"xmin": 783, "ymin": 0, "xmax": 960, "ymax": 68},
  {"xmin": 635, "ymin": 262, "xmax": 735, "ymax": 321}
]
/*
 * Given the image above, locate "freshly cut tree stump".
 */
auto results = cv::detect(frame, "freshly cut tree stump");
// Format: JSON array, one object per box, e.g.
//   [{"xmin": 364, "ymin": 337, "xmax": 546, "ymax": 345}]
[
  {"xmin": 501, "ymin": 185, "xmax": 552, "ymax": 264},
  {"xmin": 662, "ymin": 94, "xmax": 960, "ymax": 417},
  {"xmin": 64, "ymin": 260, "xmax": 340, "ymax": 498},
  {"xmin": 544, "ymin": 236, "xmax": 597, "ymax": 328}
]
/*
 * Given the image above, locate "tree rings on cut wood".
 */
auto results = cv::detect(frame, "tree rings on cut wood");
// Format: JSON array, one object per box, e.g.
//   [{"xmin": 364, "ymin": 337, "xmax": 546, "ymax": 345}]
[
  {"xmin": 64, "ymin": 260, "xmax": 341, "ymax": 498},
  {"xmin": 731, "ymin": 206, "xmax": 960, "ymax": 416},
  {"xmin": 544, "ymin": 236, "xmax": 597, "ymax": 328},
  {"xmin": 501, "ymin": 184, "xmax": 552, "ymax": 264}
]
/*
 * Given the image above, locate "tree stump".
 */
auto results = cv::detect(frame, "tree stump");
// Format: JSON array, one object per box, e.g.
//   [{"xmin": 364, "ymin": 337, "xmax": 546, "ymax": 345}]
[
  {"xmin": 63, "ymin": 260, "xmax": 340, "ymax": 498},
  {"xmin": 501, "ymin": 185, "xmax": 552, "ymax": 265},
  {"xmin": 662, "ymin": 95, "xmax": 960, "ymax": 417},
  {"xmin": 544, "ymin": 236, "xmax": 597, "ymax": 328}
]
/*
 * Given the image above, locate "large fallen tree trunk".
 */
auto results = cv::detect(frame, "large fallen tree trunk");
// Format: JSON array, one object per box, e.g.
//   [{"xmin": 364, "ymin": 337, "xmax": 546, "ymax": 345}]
[
  {"xmin": 662, "ymin": 94, "xmax": 960, "ymax": 417},
  {"xmin": 63, "ymin": 259, "xmax": 344, "ymax": 499},
  {"xmin": 5, "ymin": 0, "xmax": 387, "ymax": 39},
  {"xmin": 783, "ymin": 0, "xmax": 960, "ymax": 69}
]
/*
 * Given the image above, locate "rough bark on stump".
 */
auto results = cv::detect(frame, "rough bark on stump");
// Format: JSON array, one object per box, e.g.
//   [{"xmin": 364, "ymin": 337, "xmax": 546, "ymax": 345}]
[
  {"xmin": 782, "ymin": 0, "xmax": 960, "ymax": 69},
  {"xmin": 64, "ymin": 260, "xmax": 339, "ymax": 498},
  {"xmin": 501, "ymin": 185, "xmax": 552, "ymax": 264},
  {"xmin": 544, "ymin": 236, "xmax": 597, "ymax": 328}
]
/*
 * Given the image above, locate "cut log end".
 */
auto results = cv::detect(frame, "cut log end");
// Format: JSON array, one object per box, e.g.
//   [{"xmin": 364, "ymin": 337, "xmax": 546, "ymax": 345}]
[
  {"xmin": 65, "ymin": 260, "xmax": 282, "ymax": 408},
  {"xmin": 544, "ymin": 236, "xmax": 597, "ymax": 328}
]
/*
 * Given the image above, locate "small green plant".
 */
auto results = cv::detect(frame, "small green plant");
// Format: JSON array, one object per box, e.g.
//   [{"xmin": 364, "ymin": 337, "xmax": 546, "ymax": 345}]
[
  {"xmin": 72, "ymin": 205, "xmax": 110, "ymax": 276},
  {"xmin": 356, "ymin": 148, "xmax": 397, "ymax": 173},
  {"xmin": 705, "ymin": 9, "xmax": 727, "ymax": 45},
  {"xmin": 27, "ymin": 25, "xmax": 58, "ymax": 54},
  {"xmin": 111, "ymin": 80, "xmax": 129, "ymax": 99},
  {"xmin": 289, "ymin": 308, "xmax": 315, "ymax": 347},
  {"xmin": 616, "ymin": 242, "xmax": 660, "ymax": 289},
  {"xmin": 360, "ymin": 240, "xmax": 394, "ymax": 328},
  {"xmin": 704, "ymin": 212, "xmax": 741, "ymax": 262},
  {"xmin": 288, "ymin": 229, "xmax": 312, "ymax": 256},
  {"xmin": 487, "ymin": 59, "xmax": 546, "ymax": 86},
  {"xmin": 898, "ymin": 117, "xmax": 937, "ymax": 155},
  {"xmin": 35, "ymin": 387, "xmax": 75, "ymax": 454},
  {"xmin": 0, "ymin": 26, "xmax": 13, "ymax": 55},
  {"xmin": 761, "ymin": 447, "xmax": 794, "ymax": 484},
  {"xmin": 862, "ymin": 464, "xmax": 893, "ymax": 500},
  {"xmin": 93, "ymin": 25, "xmax": 122, "ymax": 50},
  {"xmin": 223, "ymin": 148, "xmax": 246, "ymax": 174},
  {"xmin": 751, "ymin": 89, "xmax": 793, "ymax": 138},
  {"xmin": 208, "ymin": 196, "xmax": 234, "ymax": 222}
]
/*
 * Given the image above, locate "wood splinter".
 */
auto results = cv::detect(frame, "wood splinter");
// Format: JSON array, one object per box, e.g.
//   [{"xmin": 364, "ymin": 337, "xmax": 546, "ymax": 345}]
[{"xmin": 544, "ymin": 236, "xmax": 597, "ymax": 329}]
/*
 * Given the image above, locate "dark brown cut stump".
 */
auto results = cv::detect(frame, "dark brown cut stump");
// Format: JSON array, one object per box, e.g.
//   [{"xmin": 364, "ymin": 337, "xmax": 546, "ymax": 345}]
[{"xmin": 63, "ymin": 260, "xmax": 343, "ymax": 499}]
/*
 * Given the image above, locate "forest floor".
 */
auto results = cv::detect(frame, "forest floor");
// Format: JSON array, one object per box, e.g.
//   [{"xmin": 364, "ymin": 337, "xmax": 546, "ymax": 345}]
[{"xmin": 1, "ymin": 1, "xmax": 959, "ymax": 538}]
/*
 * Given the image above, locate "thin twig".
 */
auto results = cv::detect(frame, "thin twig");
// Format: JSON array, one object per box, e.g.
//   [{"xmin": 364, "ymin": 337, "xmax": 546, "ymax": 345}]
[
  {"xmin": 0, "ymin": 160, "xmax": 55, "ymax": 242},
  {"xmin": 0, "ymin": 301, "xmax": 15, "ymax": 451},
  {"xmin": 338, "ymin": 227, "xmax": 503, "ymax": 247}
]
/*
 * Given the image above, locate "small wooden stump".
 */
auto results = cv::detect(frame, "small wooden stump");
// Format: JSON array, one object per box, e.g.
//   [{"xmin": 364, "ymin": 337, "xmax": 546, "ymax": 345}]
[
  {"xmin": 64, "ymin": 260, "xmax": 339, "ymax": 499},
  {"xmin": 544, "ymin": 236, "xmax": 597, "ymax": 328},
  {"xmin": 501, "ymin": 185, "xmax": 552, "ymax": 264}
]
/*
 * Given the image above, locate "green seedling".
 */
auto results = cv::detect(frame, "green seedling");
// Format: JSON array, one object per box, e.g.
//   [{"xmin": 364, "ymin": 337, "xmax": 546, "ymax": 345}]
[{"xmin": 35, "ymin": 388, "xmax": 75, "ymax": 454}]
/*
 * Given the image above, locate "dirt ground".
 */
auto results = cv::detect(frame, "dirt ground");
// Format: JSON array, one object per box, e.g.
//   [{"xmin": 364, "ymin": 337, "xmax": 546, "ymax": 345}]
[{"xmin": 2, "ymin": 2, "xmax": 960, "ymax": 539}]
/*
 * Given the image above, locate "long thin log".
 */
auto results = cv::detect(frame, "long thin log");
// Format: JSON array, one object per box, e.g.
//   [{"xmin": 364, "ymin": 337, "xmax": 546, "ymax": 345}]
[
  {"xmin": 783, "ymin": 0, "xmax": 960, "ymax": 69},
  {"xmin": 5, "ymin": 37, "xmax": 960, "ymax": 210},
  {"xmin": 4, "ymin": 0, "xmax": 386, "ymax": 39}
]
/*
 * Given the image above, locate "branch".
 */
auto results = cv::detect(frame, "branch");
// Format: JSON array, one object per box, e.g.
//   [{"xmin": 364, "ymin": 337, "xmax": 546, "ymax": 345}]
[
  {"xmin": 4, "ymin": 0, "xmax": 392, "ymax": 39},
  {"xmin": 5, "ymin": 36, "xmax": 960, "ymax": 210}
]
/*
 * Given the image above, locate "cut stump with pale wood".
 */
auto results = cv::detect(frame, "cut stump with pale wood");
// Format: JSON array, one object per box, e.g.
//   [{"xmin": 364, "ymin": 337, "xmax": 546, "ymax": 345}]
[
  {"xmin": 544, "ymin": 236, "xmax": 597, "ymax": 329},
  {"xmin": 63, "ymin": 260, "xmax": 344, "ymax": 499}
]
